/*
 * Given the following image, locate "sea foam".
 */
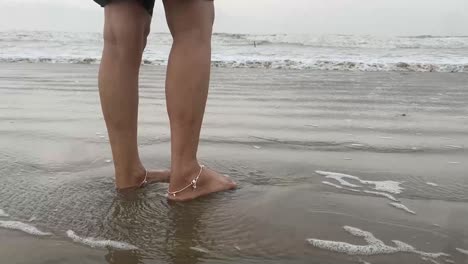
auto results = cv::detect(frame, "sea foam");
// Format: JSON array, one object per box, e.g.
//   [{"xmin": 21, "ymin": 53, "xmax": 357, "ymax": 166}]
[
  {"xmin": 389, "ymin": 203, "xmax": 416, "ymax": 215},
  {"xmin": 322, "ymin": 181, "xmax": 343, "ymax": 189},
  {"xmin": 66, "ymin": 230, "xmax": 138, "ymax": 250},
  {"xmin": 0, "ymin": 220, "xmax": 51, "ymax": 236},
  {"xmin": 363, "ymin": 190, "xmax": 399, "ymax": 202},
  {"xmin": 316, "ymin": 171, "xmax": 404, "ymax": 194},
  {"xmin": 421, "ymin": 256, "xmax": 442, "ymax": 264},
  {"xmin": 322, "ymin": 181, "xmax": 362, "ymax": 193},
  {"xmin": 316, "ymin": 171, "xmax": 362, "ymax": 188},
  {"xmin": 456, "ymin": 248, "xmax": 468, "ymax": 255},
  {"xmin": 307, "ymin": 226, "xmax": 449, "ymax": 260},
  {"xmin": 190, "ymin": 246, "xmax": 210, "ymax": 254},
  {"xmin": 0, "ymin": 209, "xmax": 9, "ymax": 217}
]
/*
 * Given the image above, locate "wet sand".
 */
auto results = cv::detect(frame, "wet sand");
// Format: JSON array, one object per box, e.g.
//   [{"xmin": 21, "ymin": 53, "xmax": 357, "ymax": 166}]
[
  {"xmin": 0, "ymin": 63, "xmax": 467, "ymax": 264},
  {"xmin": 0, "ymin": 229, "xmax": 104, "ymax": 263}
]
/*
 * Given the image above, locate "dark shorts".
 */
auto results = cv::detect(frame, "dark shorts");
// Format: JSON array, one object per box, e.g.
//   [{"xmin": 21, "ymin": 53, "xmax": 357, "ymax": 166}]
[{"xmin": 93, "ymin": 0, "xmax": 156, "ymax": 16}]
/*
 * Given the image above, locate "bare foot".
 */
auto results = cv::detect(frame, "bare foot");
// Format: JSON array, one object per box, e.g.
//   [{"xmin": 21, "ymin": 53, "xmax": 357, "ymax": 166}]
[
  {"xmin": 167, "ymin": 166, "xmax": 237, "ymax": 202},
  {"xmin": 145, "ymin": 170, "xmax": 171, "ymax": 184}
]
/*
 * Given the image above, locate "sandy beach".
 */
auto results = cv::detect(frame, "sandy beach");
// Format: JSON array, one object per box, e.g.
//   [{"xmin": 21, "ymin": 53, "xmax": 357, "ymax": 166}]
[{"xmin": 0, "ymin": 63, "xmax": 467, "ymax": 264}]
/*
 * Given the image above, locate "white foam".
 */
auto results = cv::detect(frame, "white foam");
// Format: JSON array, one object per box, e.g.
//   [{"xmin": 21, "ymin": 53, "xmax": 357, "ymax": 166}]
[
  {"xmin": 351, "ymin": 144, "xmax": 364, "ymax": 147},
  {"xmin": 456, "ymin": 248, "xmax": 468, "ymax": 255},
  {"xmin": 0, "ymin": 220, "xmax": 51, "ymax": 236},
  {"xmin": 315, "ymin": 171, "xmax": 403, "ymax": 194},
  {"xmin": 322, "ymin": 181, "xmax": 343, "ymax": 189},
  {"xmin": 190, "ymin": 246, "xmax": 210, "ymax": 254},
  {"xmin": 358, "ymin": 258, "xmax": 372, "ymax": 264},
  {"xmin": 448, "ymin": 162, "xmax": 460, "ymax": 164},
  {"xmin": 307, "ymin": 226, "xmax": 449, "ymax": 260},
  {"xmin": 105, "ymin": 159, "xmax": 112, "ymax": 163},
  {"xmin": 364, "ymin": 190, "xmax": 399, "ymax": 202},
  {"xmin": 322, "ymin": 181, "xmax": 362, "ymax": 193},
  {"xmin": 0, "ymin": 209, "xmax": 9, "ymax": 217},
  {"xmin": 389, "ymin": 203, "xmax": 416, "ymax": 215},
  {"xmin": 421, "ymin": 256, "xmax": 441, "ymax": 264},
  {"xmin": 426, "ymin": 182, "xmax": 439, "ymax": 187},
  {"xmin": 316, "ymin": 171, "xmax": 362, "ymax": 188},
  {"xmin": 362, "ymin": 180, "xmax": 404, "ymax": 194},
  {"xmin": 252, "ymin": 145, "xmax": 261, "ymax": 149},
  {"xmin": 66, "ymin": 230, "xmax": 137, "ymax": 250},
  {"xmin": 445, "ymin": 145, "xmax": 463, "ymax": 149}
]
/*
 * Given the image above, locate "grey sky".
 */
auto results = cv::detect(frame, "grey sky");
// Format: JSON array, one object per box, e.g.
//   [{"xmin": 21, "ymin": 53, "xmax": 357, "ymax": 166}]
[{"xmin": 0, "ymin": 0, "xmax": 467, "ymax": 35}]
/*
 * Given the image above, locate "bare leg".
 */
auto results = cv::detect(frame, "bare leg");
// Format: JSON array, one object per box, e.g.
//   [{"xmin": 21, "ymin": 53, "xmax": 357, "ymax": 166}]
[
  {"xmin": 163, "ymin": 0, "xmax": 236, "ymax": 202},
  {"xmin": 99, "ymin": 1, "xmax": 169, "ymax": 189}
]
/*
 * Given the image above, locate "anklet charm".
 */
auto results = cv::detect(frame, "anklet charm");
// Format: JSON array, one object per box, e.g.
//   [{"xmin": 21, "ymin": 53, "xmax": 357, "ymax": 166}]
[
  {"xmin": 168, "ymin": 165, "xmax": 204, "ymax": 197},
  {"xmin": 139, "ymin": 170, "xmax": 148, "ymax": 188}
]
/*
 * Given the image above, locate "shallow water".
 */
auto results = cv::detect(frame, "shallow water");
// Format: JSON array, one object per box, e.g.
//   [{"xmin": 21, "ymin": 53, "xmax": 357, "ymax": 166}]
[{"xmin": 0, "ymin": 63, "xmax": 467, "ymax": 264}]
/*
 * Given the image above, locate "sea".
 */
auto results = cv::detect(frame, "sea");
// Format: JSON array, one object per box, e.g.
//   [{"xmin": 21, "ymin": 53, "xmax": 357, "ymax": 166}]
[{"xmin": 1, "ymin": 31, "xmax": 468, "ymax": 72}]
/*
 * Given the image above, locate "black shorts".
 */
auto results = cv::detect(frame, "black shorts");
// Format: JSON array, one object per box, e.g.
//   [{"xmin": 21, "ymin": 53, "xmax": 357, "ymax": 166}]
[{"xmin": 93, "ymin": 0, "xmax": 156, "ymax": 16}]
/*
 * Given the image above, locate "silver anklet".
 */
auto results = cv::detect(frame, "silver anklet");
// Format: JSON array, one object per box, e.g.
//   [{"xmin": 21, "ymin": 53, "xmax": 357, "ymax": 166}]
[
  {"xmin": 115, "ymin": 170, "xmax": 148, "ymax": 190},
  {"xmin": 167, "ymin": 165, "xmax": 204, "ymax": 197},
  {"xmin": 139, "ymin": 170, "xmax": 148, "ymax": 188}
]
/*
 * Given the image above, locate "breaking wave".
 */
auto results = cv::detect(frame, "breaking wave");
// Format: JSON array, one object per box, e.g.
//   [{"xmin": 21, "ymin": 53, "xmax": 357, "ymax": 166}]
[
  {"xmin": 2, "ymin": 57, "xmax": 466, "ymax": 72},
  {"xmin": 213, "ymin": 33, "xmax": 468, "ymax": 49},
  {"xmin": 1, "ymin": 31, "xmax": 467, "ymax": 72}
]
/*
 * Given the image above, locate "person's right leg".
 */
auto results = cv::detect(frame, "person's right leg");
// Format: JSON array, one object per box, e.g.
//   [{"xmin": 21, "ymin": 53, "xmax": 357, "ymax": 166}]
[
  {"xmin": 99, "ymin": 0, "xmax": 169, "ymax": 190},
  {"xmin": 163, "ymin": 0, "xmax": 236, "ymax": 202}
]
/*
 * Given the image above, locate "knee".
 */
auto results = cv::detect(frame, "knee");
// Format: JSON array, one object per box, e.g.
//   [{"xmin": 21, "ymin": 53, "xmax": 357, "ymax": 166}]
[
  {"xmin": 103, "ymin": 21, "xmax": 150, "ymax": 57},
  {"xmin": 171, "ymin": 22, "xmax": 213, "ymax": 48}
]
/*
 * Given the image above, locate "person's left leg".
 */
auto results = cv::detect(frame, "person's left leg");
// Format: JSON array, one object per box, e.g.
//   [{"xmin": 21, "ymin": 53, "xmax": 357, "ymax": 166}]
[{"xmin": 163, "ymin": 0, "xmax": 236, "ymax": 201}]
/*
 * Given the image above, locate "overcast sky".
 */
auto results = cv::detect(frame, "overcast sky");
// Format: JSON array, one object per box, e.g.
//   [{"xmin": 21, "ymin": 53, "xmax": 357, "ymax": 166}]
[{"xmin": 0, "ymin": 0, "xmax": 467, "ymax": 35}]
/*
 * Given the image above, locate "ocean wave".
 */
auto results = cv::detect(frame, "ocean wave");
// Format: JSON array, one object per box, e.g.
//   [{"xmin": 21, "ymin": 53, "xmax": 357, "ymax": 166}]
[
  {"xmin": 66, "ymin": 230, "xmax": 138, "ymax": 250},
  {"xmin": 0, "ymin": 57, "xmax": 99, "ymax": 64},
  {"xmin": 0, "ymin": 220, "xmax": 52, "ymax": 236},
  {"xmin": 212, "ymin": 60, "xmax": 468, "ymax": 72},
  {"xmin": 2, "ymin": 57, "xmax": 467, "ymax": 72},
  {"xmin": 213, "ymin": 33, "xmax": 468, "ymax": 49},
  {"xmin": 1, "ymin": 31, "xmax": 467, "ymax": 73},
  {"xmin": 3, "ymin": 31, "xmax": 468, "ymax": 49},
  {"xmin": 401, "ymin": 35, "xmax": 468, "ymax": 39}
]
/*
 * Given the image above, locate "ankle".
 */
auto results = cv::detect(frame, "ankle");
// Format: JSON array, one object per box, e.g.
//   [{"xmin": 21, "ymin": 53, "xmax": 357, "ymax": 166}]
[
  {"xmin": 170, "ymin": 160, "xmax": 201, "ymax": 187},
  {"xmin": 114, "ymin": 163, "xmax": 146, "ymax": 189}
]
